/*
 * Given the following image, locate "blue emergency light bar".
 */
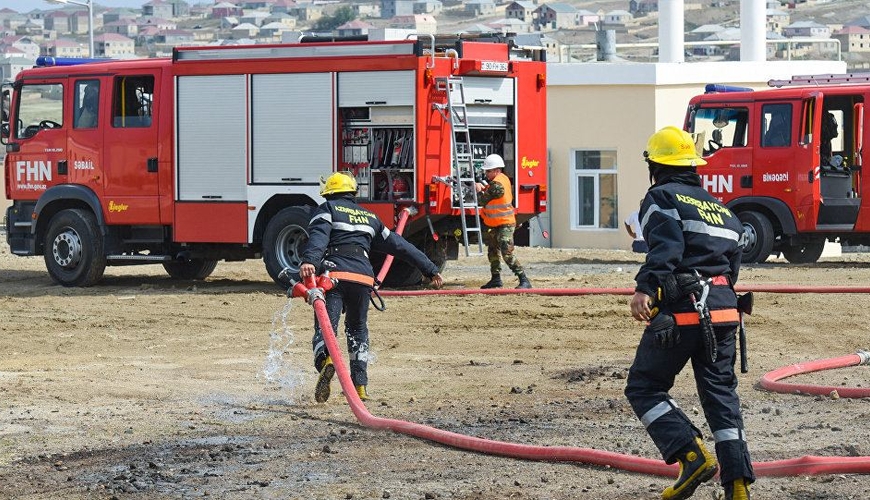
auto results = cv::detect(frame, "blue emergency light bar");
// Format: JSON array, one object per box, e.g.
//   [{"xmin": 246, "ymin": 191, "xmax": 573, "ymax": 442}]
[
  {"xmin": 704, "ymin": 84, "xmax": 753, "ymax": 94},
  {"xmin": 35, "ymin": 56, "xmax": 109, "ymax": 68}
]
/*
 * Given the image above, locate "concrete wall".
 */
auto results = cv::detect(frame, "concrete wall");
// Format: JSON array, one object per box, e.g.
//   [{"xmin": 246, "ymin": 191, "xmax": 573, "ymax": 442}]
[{"xmin": 544, "ymin": 59, "xmax": 847, "ymax": 250}]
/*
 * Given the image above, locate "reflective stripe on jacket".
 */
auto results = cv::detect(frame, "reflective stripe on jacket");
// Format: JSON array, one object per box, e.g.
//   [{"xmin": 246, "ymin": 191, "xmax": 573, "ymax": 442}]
[{"xmin": 481, "ymin": 172, "xmax": 516, "ymax": 227}]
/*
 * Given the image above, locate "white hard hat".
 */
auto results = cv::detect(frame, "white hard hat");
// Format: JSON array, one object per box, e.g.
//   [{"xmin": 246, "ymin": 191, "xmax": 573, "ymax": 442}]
[{"xmin": 481, "ymin": 154, "xmax": 505, "ymax": 170}]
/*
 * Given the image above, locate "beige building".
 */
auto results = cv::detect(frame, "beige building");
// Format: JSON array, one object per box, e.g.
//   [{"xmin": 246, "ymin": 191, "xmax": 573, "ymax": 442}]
[{"xmin": 539, "ymin": 59, "xmax": 846, "ymax": 250}]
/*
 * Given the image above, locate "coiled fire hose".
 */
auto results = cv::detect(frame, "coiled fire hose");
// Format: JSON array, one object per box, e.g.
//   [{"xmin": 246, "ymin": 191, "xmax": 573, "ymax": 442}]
[{"xmin": 289, "ymin": 277, "xmax": 870, "ymax": 478}]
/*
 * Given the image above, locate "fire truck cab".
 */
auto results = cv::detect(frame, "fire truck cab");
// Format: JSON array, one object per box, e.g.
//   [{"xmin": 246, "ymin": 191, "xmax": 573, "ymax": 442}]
[
  {"xmin": 3, "ymin": 35, "xmax": 547, "ymax": 287},
  {"xmin": 686, "ymin": 76, "xmax": 870, "ymax": 263}
]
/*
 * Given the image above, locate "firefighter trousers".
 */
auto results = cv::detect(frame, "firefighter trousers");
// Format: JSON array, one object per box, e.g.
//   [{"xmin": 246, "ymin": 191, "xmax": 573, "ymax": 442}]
[
  {"xmin": 312, "ymin": 280, "xmax": 371, "ymax": 387},
  {"xmin": 624, "ymin": 321, "xmax": 755, "ymax": 485},
  {"xmin": 484, "ymin": 224, "xmax": 526, "ymax": 277}
]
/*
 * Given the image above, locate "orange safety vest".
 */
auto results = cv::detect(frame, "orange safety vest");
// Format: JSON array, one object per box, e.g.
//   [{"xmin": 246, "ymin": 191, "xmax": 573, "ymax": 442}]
[{"xmin": 481, "ymin": 172, "xmax": 516, "ymax": 227}]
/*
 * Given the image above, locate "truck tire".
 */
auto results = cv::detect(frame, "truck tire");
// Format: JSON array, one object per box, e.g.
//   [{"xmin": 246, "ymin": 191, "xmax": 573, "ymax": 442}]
[
  {"xmin": 781, "ymin": 238, "xmax": 825, "ymax": 264},
  {"xmin": 163, "ymin": 259, "xmax": 218, "ymax": 280},
  {"xmin": 44, "ymin": 208, "xmax": 107, "ymax": 287},
  {"xmin": 263, "ymin": 206, "xmax": 312, "ymax": 288},
  {"xmin": 371, "ymin": 252, "xmax": 423, "ymax": 288},
  {"xmin": 738, "ymin": 211, "xmax": 774, "ymax": 264}
]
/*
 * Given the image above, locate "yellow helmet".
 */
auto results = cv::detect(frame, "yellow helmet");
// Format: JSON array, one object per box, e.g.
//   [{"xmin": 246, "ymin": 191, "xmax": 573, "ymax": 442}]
[
  {"xmin": 320, "ymin": 171, "xmax": 358, "ymax": 196},
  {"xmin": 644, "ymin": 126, "xmax": 707, "ymax": 167}
]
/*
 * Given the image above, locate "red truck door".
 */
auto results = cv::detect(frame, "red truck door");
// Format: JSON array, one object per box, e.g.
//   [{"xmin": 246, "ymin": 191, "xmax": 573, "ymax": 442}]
[
  {"xmin": 101, "ymin": 71, "xmax": 161, "ymax": 225},
  {"xmin": 7, "ymin": 80, "xmax": 66, "ymax": 200}
]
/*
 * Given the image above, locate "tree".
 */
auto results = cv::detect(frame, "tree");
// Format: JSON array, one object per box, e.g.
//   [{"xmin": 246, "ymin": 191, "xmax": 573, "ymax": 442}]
[{"xmin": 313, "ymin": 6, "xmax": 357, "ymax": 31}]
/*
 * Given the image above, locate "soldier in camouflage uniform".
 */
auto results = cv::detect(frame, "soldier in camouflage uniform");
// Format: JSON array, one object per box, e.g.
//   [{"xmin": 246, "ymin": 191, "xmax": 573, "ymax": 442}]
[{"xmin": 475, "ymin": 154, "xmax": 532, "ymax": 289}]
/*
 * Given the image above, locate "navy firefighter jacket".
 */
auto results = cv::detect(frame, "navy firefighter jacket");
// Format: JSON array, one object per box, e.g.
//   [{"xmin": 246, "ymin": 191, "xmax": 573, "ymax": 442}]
[
  {"xmin": 301, "ymin": 195, "xmax": 439, "ymax": 283},
  {"xmin": 634, "ymin": 171, "xmax": 744, "ymax": 315}
]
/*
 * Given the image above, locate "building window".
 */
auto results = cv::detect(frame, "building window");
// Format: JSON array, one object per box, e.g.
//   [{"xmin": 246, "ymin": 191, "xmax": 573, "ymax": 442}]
[{"xmin": 570, "ymin": 149, "xmax": 618, "ymax": 230}]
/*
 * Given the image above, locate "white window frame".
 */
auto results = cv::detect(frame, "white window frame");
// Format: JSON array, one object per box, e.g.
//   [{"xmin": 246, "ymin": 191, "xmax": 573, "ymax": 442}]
[{"xmin": 569, "ymin": 148, "xmax": 619, "ymax": 230}]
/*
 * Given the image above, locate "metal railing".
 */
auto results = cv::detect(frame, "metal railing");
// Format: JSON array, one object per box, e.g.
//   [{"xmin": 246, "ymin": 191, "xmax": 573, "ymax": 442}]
[{"xmin": 554, "ymin": 37, "xmax": 842, "ymax": 63}]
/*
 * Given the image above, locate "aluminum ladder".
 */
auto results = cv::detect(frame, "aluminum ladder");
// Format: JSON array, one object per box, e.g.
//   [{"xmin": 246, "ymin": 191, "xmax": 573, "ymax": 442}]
[{"xmin": 435, "ymin": 76, "xmax": 484, "ymax": 256}]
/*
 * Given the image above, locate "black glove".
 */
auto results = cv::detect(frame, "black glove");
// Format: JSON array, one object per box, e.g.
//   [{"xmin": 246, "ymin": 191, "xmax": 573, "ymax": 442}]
[
  {"xmin": 675, "ymin": 273, "xmax": 704, "ymax": 298},
  {"xmin": 661, "ymin": 273, "xmax": 704, "ymax": 303},
  {"xmin": 648, "ymin": 312, "xmax": 679, "ymax": 348}
]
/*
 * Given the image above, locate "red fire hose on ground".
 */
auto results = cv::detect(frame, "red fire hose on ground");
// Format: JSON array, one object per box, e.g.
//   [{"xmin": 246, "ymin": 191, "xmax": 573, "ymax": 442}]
[
  {"xmin": 760, "ymin": 350, "xmax": 870, "ymax": 398},
  {"xmin": 289, "ymin": 277, "xmax": 870, "ymax": 478}
]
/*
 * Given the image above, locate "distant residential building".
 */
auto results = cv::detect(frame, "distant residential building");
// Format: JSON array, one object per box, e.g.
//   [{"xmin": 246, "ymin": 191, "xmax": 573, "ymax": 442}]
[
  {"xmin": 464, "ymin": 0, "xmax": 496, "ymax": 16},
  {"xmin": 688, "ymin": 24, "xmax": 725, "ymax": 42},
  {"xmin": 264, "ymin": 13, "xmax": 297, "ymax": 29},
  {"xmin": 577, "ymin": 10, "xmax": 600, "ymax": 27},
  {"xmin": 0, "ymin": 56, "xmax": 33, "ymax": 83},
  {"xmin": 139, "ymin": 18, "xmax": 178, "ymax": 31},
  {"xmin": 629, "ymin": 0, "xmax": 658, "ymax": 15},
  {"xmin": 389, "ymin": 14, "xmax": 436, "ymax": 35},
  {"xmin": 45, "ymin": 38, "xmax": 87, "ymax": 58},
  {"xmin": 231, "ymin": 22, "xmax": 259, "ymax": 38},
  {"xmin": 783, "ymin": 20, "xmax": 830, "ymax": 38},
  {"xmin": 95, "ymin": 33, "xmax": 135, "ymax": 57},
  {"xmin": 68, "ymin": 9, "xmax": 90, "ymax": 34},
  {"xmin": 16, "ymin": 18, "xmax": 44, "ymax": 37},
  {"xmin": 0, "ymin": 35, "xmax": 40, "ymax": 59},
  {"xmin": 103, "ymin": 9, "xmax": 140, "ymax": 24},
  {"xmin": 212, "ymin": 2, "xmax": 243, "ymax": 19},
  {"xmin": 505, "ymin": 1, "xmax": 536, "ymax": 23},
  {"xmin": 414, "ymin": 0, "xmax": 442, "ymax": 16},
  {"xmin": 354, "ymin": 4, "xmax": 381, "ymax": 18},
  {"xmin": 143, "ymin": 1, "xmax": 174, "ymax": 20},
  {"xmin": 834, "ymin": 25, "xmax": 870, "ymax": 53},
  {"xmin": 155, "ymin": 28, "xmax": 194, "ymax": 46},
  {"xmin": 382, "ymin": 0, "xmax": 414, "ymax": 19},
  {"xmin": 104, "ymin": 19, "xmax": 139, "ymax": 37},
  {"xmin": 767, "ymin": 9, "xmax": 790, "ymax": 34},
  {"xmin": 534, "ymin": 3, "xmax": 579, "ymax": 32},
  {"xmin": 240, "ymin": 11, "xmax": 270, "ymax": 27},
  {"xmin": 44, "ymin": 10, "xmax": 71, "ymax": 34},
  {"xmin": 603, "ymin": 10, "xmax": 633, "ymax": 26},
  {"xmin": 270, "ymin": 0, "xmax": 297, "ymax": 15},
  {"xmin": 258, "ymin": 21, "xmax": 291, "ymax": 39},
  {"xmin": 336, "ymin": 20, "xmax": 374, "ymax": 37},
  {"xmin": 168, "ymin": 0, "xmax": 190, "ymax": 18},
  {"xmin": 290, "ymin": 4, "xmax": 323, "ymax": 22}
]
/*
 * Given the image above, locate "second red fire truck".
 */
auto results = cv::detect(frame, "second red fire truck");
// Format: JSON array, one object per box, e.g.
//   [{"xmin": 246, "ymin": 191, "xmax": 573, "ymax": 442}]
[
  {"xmin": 3, "ymin": 35, "xmax": 547, "ymax": 287},
  {"xmin": 686, "ymin": 75, "xmax": 870, "ymax": 263}
]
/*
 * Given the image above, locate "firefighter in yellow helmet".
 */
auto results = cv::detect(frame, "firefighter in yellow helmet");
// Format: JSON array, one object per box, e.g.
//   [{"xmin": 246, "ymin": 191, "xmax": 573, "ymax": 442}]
[
  {"xmin": 624, "ymin": 127, "xmax": 754, "ymax": 500},
  {"xmin": 300, "ymin": 171, "xmax": 444, "ymax": 403},
  {"xmin": 475, "ymin": 154, "xmax": 532, "ymax": 289}
]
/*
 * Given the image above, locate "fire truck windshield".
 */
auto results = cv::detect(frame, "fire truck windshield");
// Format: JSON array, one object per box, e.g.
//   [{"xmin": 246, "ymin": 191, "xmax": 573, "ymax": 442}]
[
  {"xmin": 691, "ymin": 106, "xmax": 749, "ymax": 156},
  {"xmin": 16, "ymin": 83, "xmax": 64, "ymax": 139}
]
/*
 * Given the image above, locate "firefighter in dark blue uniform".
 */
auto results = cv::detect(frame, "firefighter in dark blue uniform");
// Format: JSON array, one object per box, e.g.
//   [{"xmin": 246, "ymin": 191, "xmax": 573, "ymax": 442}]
[
  {"xmin": 300, "ymin": 172, "xmax": 444, "ymax": 403},
  {"xmin": 624, "ymin": 127, "xmax": 754, "ymax": 500}
]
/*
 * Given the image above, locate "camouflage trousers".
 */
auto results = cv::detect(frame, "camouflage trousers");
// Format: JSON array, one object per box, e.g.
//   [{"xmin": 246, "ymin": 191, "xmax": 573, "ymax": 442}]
[{"xmin": 483, "ymin": 224, "xmax": 525, "ymax": 276}]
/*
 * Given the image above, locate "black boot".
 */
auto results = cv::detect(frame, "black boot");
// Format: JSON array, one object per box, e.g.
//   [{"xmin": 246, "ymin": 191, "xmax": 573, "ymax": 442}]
[
  {"xmin": 481, "ymin": 274, "xmax": 503, "ymax": 289},
  {"xmin": 516, "ymin": 273, "xmax": 532, "ymax": 289},
  {"xmin": 662, "ymin": 437, "xmax": 718, "ymax": 500}
]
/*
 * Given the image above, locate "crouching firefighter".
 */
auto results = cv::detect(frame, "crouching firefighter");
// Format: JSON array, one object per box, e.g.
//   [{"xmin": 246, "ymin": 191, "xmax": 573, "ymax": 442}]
[
  {"xmin": 624, "ymin": 127, "xmax": 755, "ymax": 500},
  {"xmin": 300, "ymin": 172, "xmax": 444, "ymax": 403}
]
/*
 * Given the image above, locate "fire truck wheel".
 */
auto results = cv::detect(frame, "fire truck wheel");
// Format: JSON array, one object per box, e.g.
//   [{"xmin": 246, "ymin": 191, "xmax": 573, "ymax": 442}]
[
  {"xmin": 370, "ymin": 251, "xmax": 423, "ymax": 288},
  {"xmin": 263, "ymin": 206, "xmax": 312, "ymax": 288},
  {"xmin": 43, "ymin": 209, "xmax": 107, "ymax": 287},
  {"xmin": 738, "ymin": 211, "xmax": 774, "ymax": 264},
  {"xmin": 162, "ymin": 259, "xmax": 218, "ymax": 280},
  {"xmin": 781, "ymin": 239, "xmax": 825, "ymax": 264}
]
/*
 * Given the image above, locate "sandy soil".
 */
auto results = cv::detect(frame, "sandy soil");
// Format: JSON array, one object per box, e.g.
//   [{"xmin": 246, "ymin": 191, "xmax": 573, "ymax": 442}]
[{"xmin": 1, "ymin": 243, "xmax": 869, "ymax": 500}]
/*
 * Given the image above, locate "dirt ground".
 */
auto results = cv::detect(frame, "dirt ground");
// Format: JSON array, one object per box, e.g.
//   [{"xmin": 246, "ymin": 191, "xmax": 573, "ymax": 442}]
[{"xmin": 1, "ymin": 242, "xmax": 869, "ymax": 500}]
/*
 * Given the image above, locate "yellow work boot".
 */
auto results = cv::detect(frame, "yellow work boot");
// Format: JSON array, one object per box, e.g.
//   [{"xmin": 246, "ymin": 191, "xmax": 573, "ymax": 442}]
[
  {"xmin": 662, "ymin": 437, "xmax": 718, "ymax": 500},
  {"xmin": 314, "ymin": 356, "xmax": 335, "ymax": 403},
  {"xmin": 355, "ymin": 385, "xmax": 369, "ymax": 401},
  {"xmin": 723, "ymin": 478, "xmax": 750, "ymax": 500}
]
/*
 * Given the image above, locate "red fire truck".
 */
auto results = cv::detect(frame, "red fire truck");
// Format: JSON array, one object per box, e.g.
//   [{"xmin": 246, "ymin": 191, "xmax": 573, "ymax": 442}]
[
  {"xmin": 2, "ymin": 35, "xmax": 547, "ymax": 287},
  {"xmin": 686, "ymin": 75, "xmax": 870, "ymax": 264}
]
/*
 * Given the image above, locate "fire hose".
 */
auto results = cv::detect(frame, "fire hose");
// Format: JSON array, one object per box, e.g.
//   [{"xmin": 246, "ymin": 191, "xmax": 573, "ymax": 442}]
[{"xmin": 289, "ymin": 277, "xmax": 870, "ymax": 478}]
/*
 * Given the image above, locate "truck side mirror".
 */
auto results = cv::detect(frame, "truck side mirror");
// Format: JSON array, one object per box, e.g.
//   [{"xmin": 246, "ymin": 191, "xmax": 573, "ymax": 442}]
[{"xmin": 0, "ymin": 122, "xmax": 8, "ymax": 143}]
